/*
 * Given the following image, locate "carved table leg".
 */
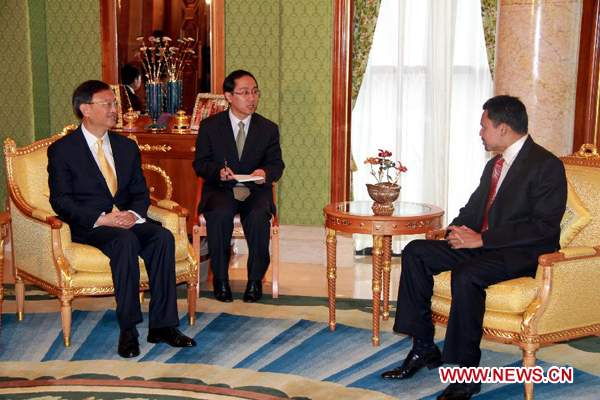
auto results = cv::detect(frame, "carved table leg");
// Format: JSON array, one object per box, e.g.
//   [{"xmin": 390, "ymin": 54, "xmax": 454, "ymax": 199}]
[
  {"xmin": 372, "ymin": 235, "xmax": 383, "ymax": 346},
  {"xmin": 382, "ymin": 235, "xmax": 392, "ymax": 321},
  {"xmin": 326, "ymin": 228, "xmax": 337, "ymax": 331}
]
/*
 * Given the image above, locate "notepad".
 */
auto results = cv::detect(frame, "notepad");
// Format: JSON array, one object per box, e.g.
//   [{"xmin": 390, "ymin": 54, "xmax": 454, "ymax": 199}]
[{"xmin": 233, "ymin": 174, "xmax": 263, "ymax": 182}]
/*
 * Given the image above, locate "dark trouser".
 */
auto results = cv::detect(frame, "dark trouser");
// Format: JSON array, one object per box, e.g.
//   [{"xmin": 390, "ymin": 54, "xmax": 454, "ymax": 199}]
[
  {"xmin": 203, "ymin": 188, "xmax": 271, "ymax": 281},
  {"xmin": 393, "ymin": 239, "xmax": 512, "ymax": 367},
  {"xmin": 83, "ymin": 222, "xmax": 179, "ymax": 331}
]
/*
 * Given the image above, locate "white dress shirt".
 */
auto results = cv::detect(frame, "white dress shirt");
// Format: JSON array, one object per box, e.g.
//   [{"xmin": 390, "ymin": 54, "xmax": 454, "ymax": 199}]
[
  {"xmin": 228, "ymin": 109, "xmax": 252, "ymax": 142},
  {"xmin": 81, "ymin": 123, "xmax": 145, "ymax": 226},
  {"xmin": 495, "ymin": 134, "xmax": 529, "ymax": 195}
]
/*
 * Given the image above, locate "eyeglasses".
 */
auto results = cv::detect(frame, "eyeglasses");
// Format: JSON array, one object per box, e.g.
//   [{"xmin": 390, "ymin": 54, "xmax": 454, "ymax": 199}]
[
  {"xmin": 232, "ymin": 89, "xmax": 260, "ymax": 97},
  {"xmin": 86, "ymin": 101, "xmax": 119, "ymax": 108}
]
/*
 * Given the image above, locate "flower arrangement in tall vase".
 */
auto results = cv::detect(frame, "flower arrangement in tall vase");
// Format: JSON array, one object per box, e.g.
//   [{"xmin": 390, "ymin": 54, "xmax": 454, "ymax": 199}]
[
  {"xmin": 164, "ymin": 37, "xmax": 195, "ymax": 115},
  {"xmin": 136, "ymin": 36, "xmax": 196, "ymax": 129}
]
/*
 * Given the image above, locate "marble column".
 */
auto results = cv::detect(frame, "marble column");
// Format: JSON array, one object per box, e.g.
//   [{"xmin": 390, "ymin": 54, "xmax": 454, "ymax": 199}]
[{"xmin": 494, "ymin": 0, "xmax": 582, "ymax": 156}]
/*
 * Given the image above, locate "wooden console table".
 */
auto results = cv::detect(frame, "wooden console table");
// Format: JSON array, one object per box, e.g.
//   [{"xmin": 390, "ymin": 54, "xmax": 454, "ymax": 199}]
[
  {"xmin": 116, "ymin": 117, "xmax": 198, "ymax": 234},
  {"xmin": 323, "ymin": 201, "xmax": 444, "ymax": 346}
]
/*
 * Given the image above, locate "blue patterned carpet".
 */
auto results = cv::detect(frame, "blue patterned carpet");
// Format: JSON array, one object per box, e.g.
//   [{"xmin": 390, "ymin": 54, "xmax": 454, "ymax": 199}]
[{"xmin": 1, "ymin": 309, "xmax": 599, "ymax": 399}]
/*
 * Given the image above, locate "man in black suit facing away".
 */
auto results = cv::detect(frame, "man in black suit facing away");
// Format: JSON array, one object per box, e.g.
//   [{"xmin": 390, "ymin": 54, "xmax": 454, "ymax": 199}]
[
  {"xmin": 121, "ymin": 64, "xmax": 143, "ymax": 112},
  {"xmin": 193, "ymin": 70, "xmax": 285, "ymax": 303},
  {"xmin": 381, "ymin": 96, "xmax": 567, "ymax": 399},
  {"xmin": 47, "ymin": 80, "xmax": 196, "ymax": 358}
]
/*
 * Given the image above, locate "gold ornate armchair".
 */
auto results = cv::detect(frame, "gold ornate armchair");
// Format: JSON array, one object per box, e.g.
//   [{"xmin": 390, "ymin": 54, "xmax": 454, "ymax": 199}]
[
  {"xmin": 428, "ymin": 144, "xmax": 600, "ymax": 399},
  {"xmin": 4, "ymin": 126, "xmax": 198, "ymax": 347}
]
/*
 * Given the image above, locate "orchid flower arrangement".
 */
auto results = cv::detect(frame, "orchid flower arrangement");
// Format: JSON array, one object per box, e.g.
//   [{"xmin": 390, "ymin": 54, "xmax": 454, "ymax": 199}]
[{"xmin": 364, "ymin": 149, "xmax": 407, "ymax": 185}]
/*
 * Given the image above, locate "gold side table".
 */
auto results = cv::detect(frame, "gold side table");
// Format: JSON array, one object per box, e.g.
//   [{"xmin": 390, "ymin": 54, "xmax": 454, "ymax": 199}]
[
  {"xmin": 0, "ymin": 210, "xmax": 12, "ymax": 349},
  {"xmin": 323, "ymin": 201, "xmax": 444, "ymax": 346}
]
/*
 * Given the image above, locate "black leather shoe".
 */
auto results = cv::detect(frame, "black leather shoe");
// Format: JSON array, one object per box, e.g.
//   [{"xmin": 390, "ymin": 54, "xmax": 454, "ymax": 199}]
[
  {"xmin": 213, "ymin": 279, "xmax": 233, "ymax": 302},
  {"xmin": 243, "ymin": 280, "xmax": 262, "ymax": 303},
  {"xmin": 381, "ymin": 346, "xmax": 442, "ymax": 380},
  {"xmin": 118, "ymin": 328, "xmax": 140, "ymax": 358},
  {"xmin": 437, "ymin": 382, "xmax": 481, "ymax": 399},
  {"xmin": 147, "ymin": 326, "xmax": 197, "ymax": 347}
]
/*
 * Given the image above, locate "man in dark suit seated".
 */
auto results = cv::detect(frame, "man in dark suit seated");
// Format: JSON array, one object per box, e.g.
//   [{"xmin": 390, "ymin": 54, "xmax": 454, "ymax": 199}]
[
  {"xmin": 121, "ymin": 64, "xmax": 143, "ymax": 112},
  {"xmin": 381, "ymin": 96, "xmax": 567, "ymax": 399},
  {"xmin": 193, "ymin": 70, "xmax": 285, "ymax": 303},
  {"xmin": 47, "ymin": 80, "xmax": 196, "ymax": 358}
]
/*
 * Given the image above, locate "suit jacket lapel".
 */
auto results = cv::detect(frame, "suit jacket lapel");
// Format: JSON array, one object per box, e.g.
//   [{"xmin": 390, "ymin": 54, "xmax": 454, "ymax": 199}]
[
  {"xmin": 219, "ymin": 112, "xmax": 239, "ymax": 165},
  {"xmin": 495, "ymin": 135, "xmax": 533, "ymax": 199},
  {"xmin": 74, "ymin": 128, "xmax": 112, "ymax": 195},
  {"xmin": 109, "ymin": 132, "xmax": 125, "ymax": 195},
  {"xmin": 242, "ymin": 116, "xmax": 259, "ymax": 161}
]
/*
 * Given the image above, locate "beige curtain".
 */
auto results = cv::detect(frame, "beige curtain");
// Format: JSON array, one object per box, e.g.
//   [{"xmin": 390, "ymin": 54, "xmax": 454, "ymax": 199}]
[
  {"xmin": 352, "ymin": 0, "xmax": 383, "ymax": 108},
  {"xmin": 481, "ymin": 0, "xmax": 497, "ymax": 77}
]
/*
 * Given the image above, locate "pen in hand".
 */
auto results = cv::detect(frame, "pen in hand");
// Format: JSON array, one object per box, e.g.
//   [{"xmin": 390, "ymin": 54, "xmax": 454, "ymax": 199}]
[{"xmin": 223, "ymin": 157, "xmax": 230, "ymax": 180}]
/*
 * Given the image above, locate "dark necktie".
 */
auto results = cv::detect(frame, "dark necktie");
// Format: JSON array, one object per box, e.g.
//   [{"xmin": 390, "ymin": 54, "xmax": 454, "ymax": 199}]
[
  {"xmin": 233, "ymin": 121, "xmax": 250, "ymax": 201},
  {"xmin": 236, "ymin": 121, "xmax": 245, "ymax": 159},
  {"xmin": 480, "ymin": 156, "xmax": 505, "ymax": 232}
]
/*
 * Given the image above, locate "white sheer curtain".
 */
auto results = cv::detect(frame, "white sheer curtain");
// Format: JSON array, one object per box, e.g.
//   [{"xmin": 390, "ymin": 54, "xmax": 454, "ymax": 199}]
[{"xmin": 352, "ymin": 0, "xmax": 493, "ymax": 251}]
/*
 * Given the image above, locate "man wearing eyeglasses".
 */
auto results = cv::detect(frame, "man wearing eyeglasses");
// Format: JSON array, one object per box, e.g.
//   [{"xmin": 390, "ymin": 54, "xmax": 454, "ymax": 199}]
[
  {"xmin": 193, "ymin": 70, "xmax": 285, "ymax": 303},
  {"xmin": 47, "ymin": 80, "xmax": 196, "ymax": 358}
]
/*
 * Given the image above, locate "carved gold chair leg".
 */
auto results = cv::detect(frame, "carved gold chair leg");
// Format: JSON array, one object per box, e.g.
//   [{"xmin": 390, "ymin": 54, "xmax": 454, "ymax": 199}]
[
  {"xmin": 187, "ymin": 282, "xmax": 196, "ymax": 326},
  {"xmin": 15, "ymin": 275, "xmax": 25, "ymax": 321},
  {"xmin": 60, "ymin": 295, "xmax": 74, "ymax": 347},
  {"xmin": 139, "ymin": 291, "xmax": 145, "ymax": 303}
]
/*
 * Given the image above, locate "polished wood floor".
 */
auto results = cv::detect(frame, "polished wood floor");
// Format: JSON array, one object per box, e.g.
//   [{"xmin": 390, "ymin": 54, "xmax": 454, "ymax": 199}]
[{"xmin": 200, "ymin": 253, "xmax": 402, "ymax": 300}]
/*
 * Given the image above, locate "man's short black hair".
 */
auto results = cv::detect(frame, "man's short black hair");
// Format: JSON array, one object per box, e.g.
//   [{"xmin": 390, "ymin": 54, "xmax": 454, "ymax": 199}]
[
  {"xmin": 72, "ymin": 80, "xmax": 111, "ymax": 119},
  {"xmin": 122, "ymin": 64, "xmax": 141, "ymax": 85},
  {"xmin": 223, "ymin": 70, "xmax": 257, "ymax": 93},
  {"xmin": 482, "ymin": 95, "xmax": 528, "ymax": 134}
]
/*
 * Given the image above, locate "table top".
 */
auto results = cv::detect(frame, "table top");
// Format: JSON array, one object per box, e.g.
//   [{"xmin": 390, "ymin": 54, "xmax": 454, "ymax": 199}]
[{"xmin": 324, "ymin": 201, "xmax": 444, "ymax": 235}]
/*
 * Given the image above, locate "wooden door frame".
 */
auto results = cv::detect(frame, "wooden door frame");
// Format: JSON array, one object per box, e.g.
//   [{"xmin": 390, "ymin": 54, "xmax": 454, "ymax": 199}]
[
  {"xmin": 331, "ymin": 0, "xmax": 353, "ymax": 204},
  {"xmin": 574, "ymin": 0, "xmax": 600, "ymax": 149}
]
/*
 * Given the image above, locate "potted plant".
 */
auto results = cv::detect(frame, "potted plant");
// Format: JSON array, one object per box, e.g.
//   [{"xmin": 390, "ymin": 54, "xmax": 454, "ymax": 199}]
[{"xmin": 364, "ymin": 149, "xmax": 407, "ymax": 215}]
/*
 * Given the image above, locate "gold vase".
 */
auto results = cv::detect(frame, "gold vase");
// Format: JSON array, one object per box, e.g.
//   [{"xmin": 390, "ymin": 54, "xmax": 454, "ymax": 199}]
[{"xmin": 366, "ymin": 182, "xmax": 401, "ymax": 215}]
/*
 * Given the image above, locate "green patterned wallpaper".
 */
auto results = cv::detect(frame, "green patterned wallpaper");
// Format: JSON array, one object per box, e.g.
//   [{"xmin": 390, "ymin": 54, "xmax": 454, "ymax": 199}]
[
  {"xmin": 0, "ymin": 0, "xmax": 102, "ymax": 209},
  {"xmin": 29, "ymin": 0, "xmax": 51, "ymax": 141},
  {"xmin": 0, "ymin": 0, "xmax": 35, "ymax": 208},
  {"xmin": 45, "ymin": 0, "xmax": 102, "ymax": 135},
  {"xmin": 226, "ymin": 0, "xmax": 333, "ymax": 226}
]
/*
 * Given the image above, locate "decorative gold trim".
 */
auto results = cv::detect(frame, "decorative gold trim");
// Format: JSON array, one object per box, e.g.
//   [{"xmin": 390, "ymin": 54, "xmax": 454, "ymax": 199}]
[
  {"xmin": 326, "ymin": 228, "xmax": 337, "ymax": 244},
  {"xmin": 187, "ymin": 242, "xmax": 199, "ymax": 274},
  {"xmin": 109, "ymin": 84, "xmax": 124, "ymax": 128},
  {"xmin": 139, "ymin": 144, "xmax": 172, "ymax": 153},
  {"xmin": 64, "ymin": 336, "xmax": 71, "ymax": 347},
  {"xmin": 433, "ymin": 312, "xmax": 600, "ymax": 344},
  {"xmin": 57, "ymin": 255, "xmax": 73, "ymax": 288},
  {"xmin": 17, "ymin": 311, "xmax": 24, "ymax": 321},
  {"xmin": 405, "ymin": 220, "xmax": 434, "ymax": 229},
  {"xmin": 372, "ymin": 236, "xmax": 383, "ymax": 256},
  {"xmin": 141, "ymin": 163, "xmax": 173, "ymax": 200},
  {"xmin": 561, "ymin": 144, "xmax": 600, "ymax": 165}
]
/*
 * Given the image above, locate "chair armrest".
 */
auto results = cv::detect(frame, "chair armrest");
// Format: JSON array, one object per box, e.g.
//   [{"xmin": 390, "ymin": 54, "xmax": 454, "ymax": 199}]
[
  {"xmin": 426, "ymin": 229, "xmax": 447, "ymax": 240},
  {"xmin": 522, "ymin": 246, "xmax": 600, "ymax": 336},
  {"xmin": 148, "ymin": 205, "xmax": 185, "ymax": 235},
  {"xmin": 155, "ymin": 199, "xmax": 189, "ymax": 218}
]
